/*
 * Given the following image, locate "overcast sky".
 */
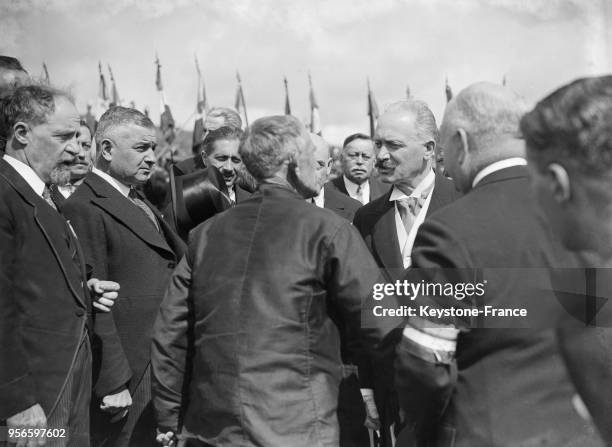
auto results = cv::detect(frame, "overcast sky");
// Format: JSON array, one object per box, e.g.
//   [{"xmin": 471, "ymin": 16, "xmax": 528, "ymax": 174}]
[{"xmin": 1, "ymin": 0, "xmax": 611, "ymax": 145}]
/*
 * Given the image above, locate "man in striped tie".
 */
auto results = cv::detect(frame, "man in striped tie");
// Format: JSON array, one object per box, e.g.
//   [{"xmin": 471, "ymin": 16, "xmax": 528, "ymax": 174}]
[{"xmin": 62, "ymin": 106, "xmax": 186, "ymax": 447}]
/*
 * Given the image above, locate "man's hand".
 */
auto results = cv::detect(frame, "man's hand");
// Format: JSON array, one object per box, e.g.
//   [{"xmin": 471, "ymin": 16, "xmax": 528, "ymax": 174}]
[
  {"xmin": 88, "ymin": 279, "xmax": 120, "ymax": 312},
  {"xmin": 155, "ymin": 429, "xmax": 177, "ymax": 447},
  {"xmin": 361, "ymin": 390, "xmax": 381, "ymax": 431},
  {"xmin": 100, "ymin": 389, "xmax": 132, "ymax": 421},
  {"xmin": 6, "ymin": 403, "xmax": 47, "ymax": 447}
]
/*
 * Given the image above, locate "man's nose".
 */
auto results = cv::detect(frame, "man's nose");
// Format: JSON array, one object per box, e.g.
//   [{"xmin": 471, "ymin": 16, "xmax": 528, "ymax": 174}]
[
  {"xmin": 143, "ymin": 148, "xmax": 156, "ymax": 164},
  {"xmin": 64, "ymin": 140, "xmax": 79, "ymax": 156},
  {"xmin": 377, "ymin": 146, "xmax": 390, "ymax": 162}
]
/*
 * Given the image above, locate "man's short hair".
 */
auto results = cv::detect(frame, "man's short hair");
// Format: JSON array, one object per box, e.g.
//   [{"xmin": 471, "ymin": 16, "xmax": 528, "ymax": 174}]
[
  {"xmin": 205, "ymin": 107, "xmax": 242, "ymax": 131},
  {"xmin": 384, "ymin": 100, "xmax": 439, "ymax": 144},
  {"xmin": 342, "ymin": 133, "xmax": 371, "ymax": 149},
  {"xmin": 239, "ymin": 115, "xmax": 305, "ymax": 182},
  {"xmin": 521, "ymin": 75, "xmax": 612, "ymax": 176},
  {"xmin": 0, "ymin": 56, "xmax": 27, "ymax": 73},
  {"xmin": 0, "ymin": 84, "xmax": 70, "ymax": 141},
  {"xmin": 202, "ymin": 126, "xmax": 243, "ymax": 156},
  {"xmin": 95, "ymin": 106, "xmax": 155, "ymax": 147}
]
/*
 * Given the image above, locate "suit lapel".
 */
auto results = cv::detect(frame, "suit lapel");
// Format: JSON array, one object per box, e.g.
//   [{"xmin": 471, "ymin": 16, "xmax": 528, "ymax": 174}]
[
  {"xmin": 371, "ymin": 191, "xmax": 403, "ymax": 271},
  {"xmin": 84, "ymin": 173, "xmax": 175, "ymax": 257},
  {"xmin": 332, "ymin": 176, "xmax": 349, "ymax": 195},
  {"xmin": 0, "ymin": 160, "xmax": 87, "ymax": 308}
]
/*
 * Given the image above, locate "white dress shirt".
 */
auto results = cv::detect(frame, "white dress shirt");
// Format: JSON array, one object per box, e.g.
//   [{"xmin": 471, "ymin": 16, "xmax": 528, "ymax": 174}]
[
  {"xmin": 92, "ymin": 167, "xmax": 130, "ymax": 197},
  {"xmin": 3, "ymin": 155, "xmax": 46, "ymax": 197},
  {"xmin": 389, "ymin": 170, "xmax": 436, "ymax": 268},
  {"xmin": 472, "ymin": 157, "xmax": 527, "ymax": 188},
  {"xmin": 311, "ymin": 187, "xmax": 325, "ymax": 208},
  {"xmin": 343, "ymin": 175, "xmax": 370, "ymax": 204}
]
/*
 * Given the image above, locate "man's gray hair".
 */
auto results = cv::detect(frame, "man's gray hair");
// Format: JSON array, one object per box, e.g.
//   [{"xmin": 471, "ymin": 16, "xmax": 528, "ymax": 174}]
[
  {"xmin": 239, "ymin": 115, "xmax": 306, "ymax": 182},
  {"xmin": 384, "ymin": 99, "xmax": 439, "ymax": 144},
  {"xmin": 95, "ymin": 106, "xmax": 155, "ymax": 147}
]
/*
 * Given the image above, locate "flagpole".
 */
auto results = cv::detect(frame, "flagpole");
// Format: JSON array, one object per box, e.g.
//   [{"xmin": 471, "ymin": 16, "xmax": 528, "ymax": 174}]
[
  {"xmin": 284, "ymin": 76, "xmax": 291, "ymax": 115},
  {"xmin": 236, "ymin": 71, "xmax": 249, "ymax": 127}
]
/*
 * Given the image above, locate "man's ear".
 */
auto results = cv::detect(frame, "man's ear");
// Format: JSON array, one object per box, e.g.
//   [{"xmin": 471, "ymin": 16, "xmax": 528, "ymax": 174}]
[
  {"xmin": 424, "ymin": 141, "xmax": 435, "ymax": 160},
  {"xmin": 99, "ymin": 139, "xmax": 113, "ymax": 162},
  {"xmin": 547, "ymin": 163, "xmax": 571, "ymax": 203},
  {"xmin": 13, "ymin": 122, "xmax": 29, "ymax": 145},
  {"xmin": 326, "ymin": 157, "xmax": 333, "ymax": 175},
  {"xmin": 456, "ymin": 128, "xmax": 469, "ymax": 165}
]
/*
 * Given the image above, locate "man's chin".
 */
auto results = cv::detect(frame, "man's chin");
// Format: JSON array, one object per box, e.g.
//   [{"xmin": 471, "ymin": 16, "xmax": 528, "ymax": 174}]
[{"xmin": 49, "ymin": 167, "xmax": 71, "ymax": 186}]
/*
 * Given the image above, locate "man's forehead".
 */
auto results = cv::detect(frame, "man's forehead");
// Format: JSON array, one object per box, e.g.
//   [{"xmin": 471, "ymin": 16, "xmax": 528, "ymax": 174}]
[
  {"xmin": 211, "ymin": 138, "xmax": 240, "ymax": 155},
  {"xmin": 111, "ymin": 123, "xmax": 157, "ymax": 141},
  {"xmin": 376, "ymin": 111, "xmax": 418, "ymax": 140},
  {"xmin": 345, "ymin": 138, "xmax": 374, "ymax": 152},
  {"xmin": 46, "ymin": 96, "xmax": 80, "ymax": 128}
]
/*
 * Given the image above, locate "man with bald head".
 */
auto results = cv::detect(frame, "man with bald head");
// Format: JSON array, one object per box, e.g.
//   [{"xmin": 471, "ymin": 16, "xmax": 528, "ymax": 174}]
[
  {"xmin": 394, "ymin": 83, "xmax": 603, "ymax": 446},
  {"xmin": 309, "ymin": 133, "xmax": 362, "ymax": 221}
]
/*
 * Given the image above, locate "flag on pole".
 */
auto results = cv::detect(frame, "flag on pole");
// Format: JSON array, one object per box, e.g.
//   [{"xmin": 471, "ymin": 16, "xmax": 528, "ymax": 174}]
[
  {"xmin": 94, "ymin": 61, "xmax": 109, "ymax": 120},
  {"xmin": 155, "ymin": 54, "xmax": 175, "ymax": 145},
  {"xmin": 193, "ymin": 55, "xmax": 209, "ymax": 153},
  {"xmin": 445, "ymin": 77, "xmax": 453, "ymax": 103},
  {"xmin": 308, "ymin": 72, "xmax": 321, "ymax": 135},
  {"xmin": 367, "ymin": 78, "xmax": 380, "ymax": 138},
  {"xmin": 42, "ymin": 63, "xmax": 50, "ymax": 85},
  {"xmin": 283, "ymin": 76, "xmax": 291, "ymax": 115},
  {"xmin": 108, "ymin": 64, "xmax": 120, "ymax": 107},
  {"xmin": 406, "ymin": 84, "xmax": 411, "ymax": 99},
  {"xmin": 234, "ymin": 71, "xmax": 249, "ymax": 128},
  {"xmin": 502, "ymin": 75, "xmax": 507, "ymax": 86}
]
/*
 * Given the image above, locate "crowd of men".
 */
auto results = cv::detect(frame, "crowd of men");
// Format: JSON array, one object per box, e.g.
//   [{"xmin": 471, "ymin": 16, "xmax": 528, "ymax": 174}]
[{"xmin": 2, "ymin": 53, "xmax": 612, "ymax": 447}]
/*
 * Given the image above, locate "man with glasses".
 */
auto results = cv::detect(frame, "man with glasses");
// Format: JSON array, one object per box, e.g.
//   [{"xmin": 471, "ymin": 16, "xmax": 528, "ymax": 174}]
[
  {"xmin": 325, "ymin": 133, "xmax": 389, "ymax": 205},
  {"xmin": 352, "ymin": 99, "xmax": 460, "ymax": 447}
]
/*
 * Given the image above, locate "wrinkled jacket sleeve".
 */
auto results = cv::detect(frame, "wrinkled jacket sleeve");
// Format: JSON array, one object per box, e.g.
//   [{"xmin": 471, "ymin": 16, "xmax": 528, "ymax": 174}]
[
  {"xmin": 151, "ymin": 250, "xmax": 193, "ymax": 433},
  {"xmin": 324, "ymin": 221, "xmax": 387, "ymax": 368}
]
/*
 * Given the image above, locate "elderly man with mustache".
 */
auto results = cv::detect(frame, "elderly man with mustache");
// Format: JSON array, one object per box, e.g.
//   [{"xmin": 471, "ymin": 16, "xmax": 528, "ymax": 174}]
[{"xmin": 353, "ymin": 99, "xmax": 460, "ymax": 447}]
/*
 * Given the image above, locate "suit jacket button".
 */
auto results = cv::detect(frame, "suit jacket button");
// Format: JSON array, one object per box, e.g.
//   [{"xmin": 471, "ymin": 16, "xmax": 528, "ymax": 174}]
[
  {"xmin": 75, "ymin": 309, "xmax": 85, "ymax": 317},
  {"xmin": 167, "ymin": 261, "xmax": 176, "ymax": 268}
]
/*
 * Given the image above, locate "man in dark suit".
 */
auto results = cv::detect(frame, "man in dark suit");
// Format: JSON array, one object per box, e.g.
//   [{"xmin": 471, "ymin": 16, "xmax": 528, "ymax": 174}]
[
  {"xmin": 395, "ymin": 82, "xmax": 603, "ymax": 446},
  {"xmin": 521, "ymin": 75, "xmax": 612, "ymax": 444},
  {"xmin": 0, "ymin": 85, "xmax": 118, "ymax": 447},
  {"xmin": 326, "ymin": 133, "xmax": 389, "ymax": 205},
  {"xmin": 63, "ymin": 106, "xmax": 186, "ymax": 447},
  {"xmin": 311, "ymin": 133, "xmax": 362, "ymax": 221},
  {"xmin": 352, "ymin": 99, "xmax": 460, "ymax": 447}
]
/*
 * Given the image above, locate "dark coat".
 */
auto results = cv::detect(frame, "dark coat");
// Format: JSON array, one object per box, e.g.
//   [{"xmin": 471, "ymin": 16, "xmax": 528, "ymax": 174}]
[
  {"xmin": 0, "ymin": 158, "xmax": 90, "ymax": 419},
  {"xmin": 352, "ymin": 172, "xmax": 461, "ymax": 447},
  {"xmin": 353, "ymin": 173, "xmax": 461, "ymax": 282},
  {"xmin": 151, "ymin": 183, "xmax": 383, "ymax": 446},
  {"xmin": 63, "ymin": 172, "xmax": 186, "ymax": 397},
  {"xmin": 397, "ymin": 166, "xmax": 603, "ymax": 446},
  {"xmin": 323, "ymin": 185, "xmax": 362, "ymax": 221},
  {"xmin": 327, "ymin": 174, "xmax": 391, "ymax": 203}
]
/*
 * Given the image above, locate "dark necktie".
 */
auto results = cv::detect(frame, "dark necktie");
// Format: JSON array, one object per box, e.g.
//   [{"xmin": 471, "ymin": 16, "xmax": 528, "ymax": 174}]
[
  {"xmin": 42, "ymin": 185, "xmax": 58, "ymax": 211},
  {"xmin": 129, "ymin": 189, "xmax": 160, "ymax": 232}
]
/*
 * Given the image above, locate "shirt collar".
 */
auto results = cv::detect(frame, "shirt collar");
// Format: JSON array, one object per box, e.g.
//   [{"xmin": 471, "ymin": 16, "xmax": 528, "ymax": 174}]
[
  {"xmin": 3, "ymin": 154, "xmax": 46, "ymax": 197},
  {"xmin": 92, "ymin": 167, "xmax": 131, "ymax": 198},
  {"xmin": 389, "ymin": 169, "xmax": 435, "ymax": 201},
  {"xmin": 343, "ymin": 175, "xmax": 368, "ymax": 195},
  {"xmin": 312, "ymin": 186, "xmax": 325, "ymax": 208},
  {"xmin": 472, "ymin": 157, "xmax": 527, "ymax": 188}
]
